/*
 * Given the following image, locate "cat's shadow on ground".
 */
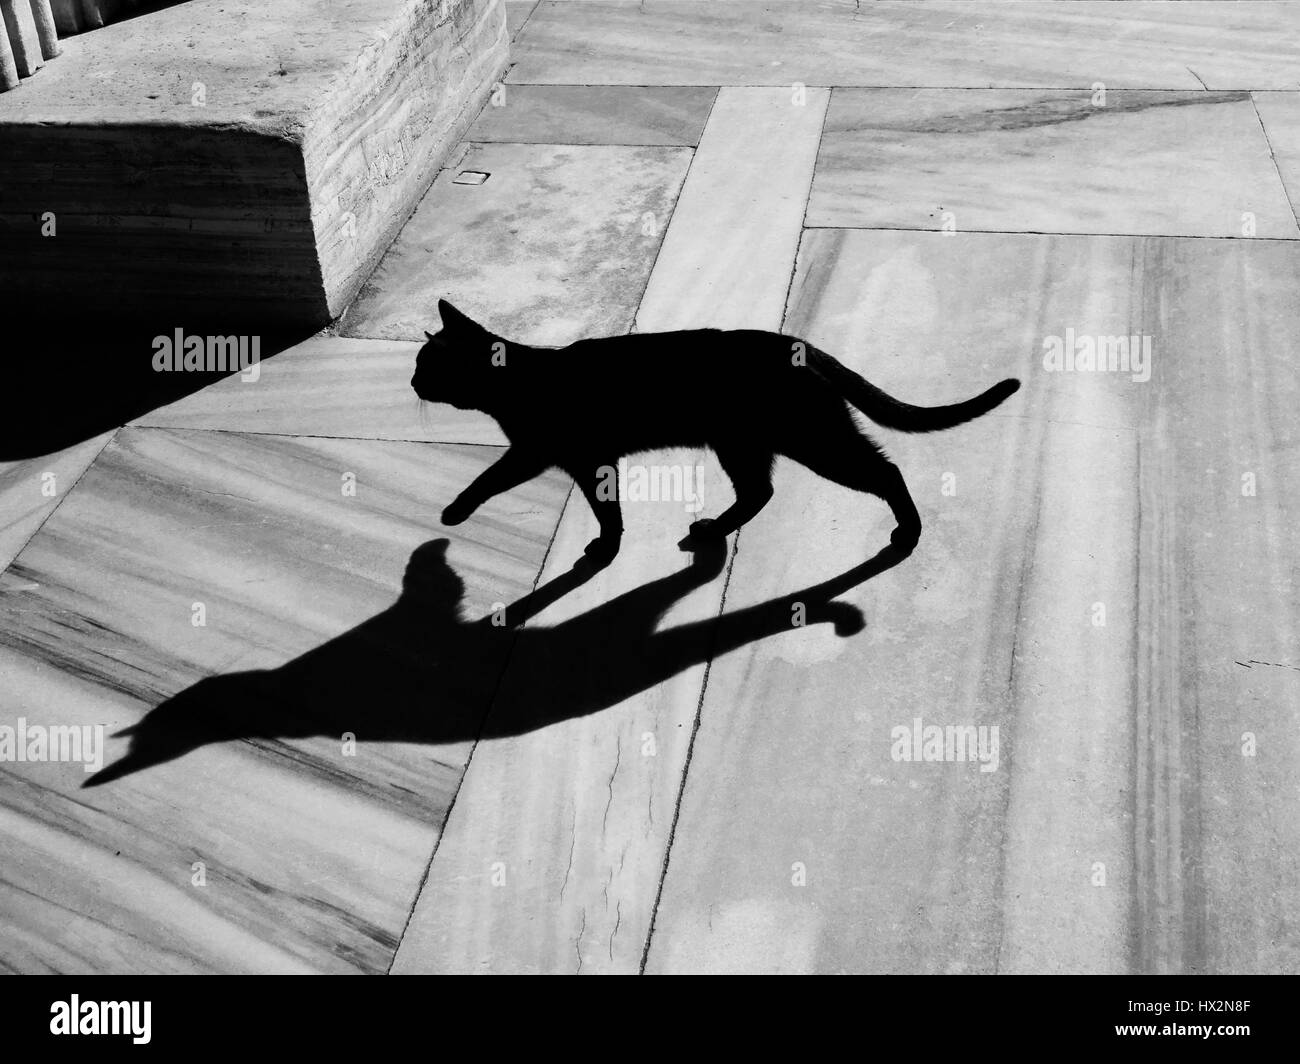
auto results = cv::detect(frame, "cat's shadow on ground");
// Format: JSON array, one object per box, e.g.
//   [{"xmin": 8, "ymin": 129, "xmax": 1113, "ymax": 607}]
[{"xmin": 85, "ymin": 537, "xmax": 905, "ymax": 787}]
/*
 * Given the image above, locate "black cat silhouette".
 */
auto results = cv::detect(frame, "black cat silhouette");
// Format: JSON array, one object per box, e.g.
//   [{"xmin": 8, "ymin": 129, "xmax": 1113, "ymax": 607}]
[
  {"xmin": 84, "ymin": 537, "xmax": 897, "ymax": 787},
  {"xmin": 413, "ymin": 300, "xmax": 1020, "ymax": 566}
]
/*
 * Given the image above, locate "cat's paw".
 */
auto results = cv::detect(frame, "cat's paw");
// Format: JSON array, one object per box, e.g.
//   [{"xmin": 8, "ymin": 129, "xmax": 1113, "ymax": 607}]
[
  {"xmin": 824, "ymin": 601, "xmax": 866, "ymax": 637},
  {"xmin": 440, "ymin": 499, "xmax": 474, "ymax": 526},
  {"xmin": 687, "ymin": 518, "xmax": 724, "ymax": 540},
  {"xmin": 677, "ymin": 517, "xmax": 728, "ymax": 552},
  {"xmin": 889, "ymin": 523, "xmax": 921, "ymax": 554},
  {"xmin": 685, "ymin": 534, "xmax": 728, "ymax": 574},
  {"xmin": 581, "ymin": 534, "xmax": 621, "ymax": 568}
]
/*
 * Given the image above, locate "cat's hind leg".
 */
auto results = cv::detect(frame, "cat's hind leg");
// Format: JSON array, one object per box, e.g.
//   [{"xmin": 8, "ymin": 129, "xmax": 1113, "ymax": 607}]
[
  {"xmin": 685, "ymin": 449, "xmax": 774, "ymax": 544},
  {"xmin": 784, "ymin": 424, "xmax": 922, "ymax": 555}
]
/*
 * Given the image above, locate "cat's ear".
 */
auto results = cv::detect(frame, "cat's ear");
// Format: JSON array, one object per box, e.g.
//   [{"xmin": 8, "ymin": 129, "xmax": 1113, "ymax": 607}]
[{"xmin": 437, "ymin": 299, "xmax": 479, "ymax": 333}]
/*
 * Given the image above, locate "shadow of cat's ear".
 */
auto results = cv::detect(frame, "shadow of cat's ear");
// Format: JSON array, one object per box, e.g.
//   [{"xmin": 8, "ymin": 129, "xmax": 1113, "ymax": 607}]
[
  {"xmin": 401, "ymin": 538, "xmax": 464, "ymax": 603},
  {"xmin": 408, "ymin": 538, "xmax": 451, "ymax": 565}
]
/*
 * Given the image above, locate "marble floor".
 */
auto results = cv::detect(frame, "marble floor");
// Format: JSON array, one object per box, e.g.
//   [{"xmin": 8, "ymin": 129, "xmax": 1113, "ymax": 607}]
[
  {"xmin": 3, "ymin": 0, "xmax": 1299, "ymax": 974},
  {"xmin": 809, "ymin": 89, "xmax": 1299, "ymax": 237},
  {"xmin": 338, "ymin": 142, "xmax": 693, "ymax": 345}
]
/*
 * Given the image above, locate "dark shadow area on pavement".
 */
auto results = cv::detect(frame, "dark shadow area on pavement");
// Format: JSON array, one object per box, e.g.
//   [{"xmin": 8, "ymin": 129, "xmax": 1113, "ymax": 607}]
[
  {"xmin": 86, "ymin": 536, "xmax": 904, "ymax": 787},
  {"xmin": 1, "ymin": 317, "xmax": 317, "ymax": 460}
]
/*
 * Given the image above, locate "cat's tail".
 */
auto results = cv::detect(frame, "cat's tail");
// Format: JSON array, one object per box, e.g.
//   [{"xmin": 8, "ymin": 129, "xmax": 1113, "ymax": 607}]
[{"xmin": 808, "ymin": 349, "xmax": 1020, "ymax": 433}]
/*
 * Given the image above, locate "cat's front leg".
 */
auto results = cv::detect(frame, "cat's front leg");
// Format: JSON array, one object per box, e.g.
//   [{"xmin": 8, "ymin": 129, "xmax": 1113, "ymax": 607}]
[
  {"xmin": 684, "ymin": 517, "xmax": 721, "ymax": 541},
  {"xmin": 681, "ymin": 451, "xmax": 773, "ymax": 547},
  {"xmin": 569, "ymin": 462, "xmax": 623, "ymax": 569},
  {"xmin": 442, "ymin": 449, "xmax": 549, "ymax": 527},
  {"xmin": 440, "ymin": 494, "xmax": 477, "ymax": 526}
]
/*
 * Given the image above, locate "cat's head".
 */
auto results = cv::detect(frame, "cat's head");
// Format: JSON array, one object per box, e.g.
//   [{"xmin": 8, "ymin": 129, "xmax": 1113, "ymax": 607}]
[{"xmin": 411, "ymin": 299, "xmax": 502, "ymax": 410}]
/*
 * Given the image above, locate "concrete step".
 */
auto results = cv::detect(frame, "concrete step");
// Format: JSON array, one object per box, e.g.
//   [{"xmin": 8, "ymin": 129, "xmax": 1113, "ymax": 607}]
[{"xmin": 0, "ymin": 0, "xmax": 507, "ymax": 328}]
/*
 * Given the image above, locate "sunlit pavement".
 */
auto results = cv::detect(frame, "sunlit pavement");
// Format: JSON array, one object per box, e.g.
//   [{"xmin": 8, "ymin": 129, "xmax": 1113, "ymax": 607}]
[{"xmin": 2, "ymin": 1, "xmax": 1299, "ymax": 973}]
